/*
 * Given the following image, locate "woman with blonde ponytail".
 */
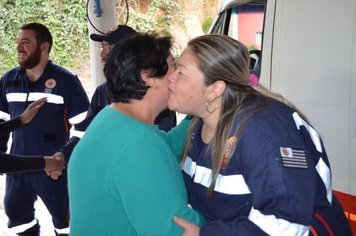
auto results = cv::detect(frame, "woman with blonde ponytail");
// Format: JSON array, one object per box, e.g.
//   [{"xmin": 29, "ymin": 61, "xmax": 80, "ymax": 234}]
[{"xmin": 168, "ymin": 34, "xmax": 352, "ymax": 236}]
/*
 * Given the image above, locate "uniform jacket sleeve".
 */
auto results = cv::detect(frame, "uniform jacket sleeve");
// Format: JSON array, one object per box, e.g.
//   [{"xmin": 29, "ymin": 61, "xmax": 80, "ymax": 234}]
[
  {"xmin": 0, "ymin": 117, "xmax": 22, "ymax": 138},
  {"xmin": 55, "ymin": 74, "xmax": 89, "ymax": 158},
  {"xmin": 58, "ymin": 114, "xmax": 95, "ymax": 162},
  {"xmin": 58, "ymin": 84, "xmax": 107, "ymax": 161},
  {"xmin": 0, "ymin": 153, "xmax": 44, "ymax": 173},
  {"xmin": 64, "ymin": 75, "xmax": 89, "ymax": 122},
  {"xmin": 0, "ymin": 73, "xmax": 10, "ymax": 152},
  {"xmin": 200, "ymin": 111, "xmax": 317, "ymax": 235}
]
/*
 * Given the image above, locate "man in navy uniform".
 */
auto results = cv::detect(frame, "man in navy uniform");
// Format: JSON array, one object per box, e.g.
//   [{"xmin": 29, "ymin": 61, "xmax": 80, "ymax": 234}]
[{"xmin": 0, "ymin": 22, "xmax": 89, "ymax": 236}]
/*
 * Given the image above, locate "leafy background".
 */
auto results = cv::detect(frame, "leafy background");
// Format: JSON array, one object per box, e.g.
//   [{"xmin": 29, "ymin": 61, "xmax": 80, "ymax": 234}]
[
  {"xmin": 0, "ymin": 0, "xmax": 89, "ymax": 75},
  {"xmin": 0, "ymin": 0, "xmax": 219, "ymax": 76}
]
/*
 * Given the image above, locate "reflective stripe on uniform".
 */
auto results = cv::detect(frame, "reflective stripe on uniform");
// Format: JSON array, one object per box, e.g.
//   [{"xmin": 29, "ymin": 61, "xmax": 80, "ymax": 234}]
[
  {"xmin": 315, "ymin": 158, "xmax": 332, "ymax": 203},
  {"xmin": 55, "ymin": 226, "xmax": 70, "ymax": 234},
  {"xmin": 0, "ymin": 110, "xmax": 10, "ymax": 121},
  {"xmin": 71, "ymin": 129, "xmax": 85, "ymax": 138},
  {"xmin": 183, "ymin": 156, "xmax": 251, "ymax": 195},
  {"xmin": 248, "ymin": 207, "xmax": 309, "ymax": 236},
  {"xmin": 6, "ymin": 93, "xmax": 27, "ymax": 103},
  {"xmin": 292, "ymin": 112, "xmax": 332, "ymax": 203},
  {"xmin": 6, "ymin": 92, "xmax": 64, "ymax": 104},
  {"xmin": 9, "ymin": 219, "xmax": 38, "ymax": 234},
  {"xmin": 69, "ymin": 111, "xmax": 87, "ymax": 124},
  {"xmin": 292, "ymin": 112, "xmax": 322, "ymax": 152}
]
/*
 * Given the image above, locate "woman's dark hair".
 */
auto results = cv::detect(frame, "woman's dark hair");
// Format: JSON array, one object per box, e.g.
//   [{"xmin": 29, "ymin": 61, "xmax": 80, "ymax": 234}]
[
  {"xmin": 20, "ymin": 22, "xmax": 53, "ymax": 53},
  {"xmin": 104, "ymin": 32, "xmax": 172, "ymax": 103}
]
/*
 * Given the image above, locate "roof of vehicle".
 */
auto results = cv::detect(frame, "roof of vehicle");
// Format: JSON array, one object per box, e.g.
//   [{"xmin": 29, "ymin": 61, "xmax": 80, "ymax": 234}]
[{"xmin": 219, "ymin": 0, "xmax": 267, "ymax": 13}]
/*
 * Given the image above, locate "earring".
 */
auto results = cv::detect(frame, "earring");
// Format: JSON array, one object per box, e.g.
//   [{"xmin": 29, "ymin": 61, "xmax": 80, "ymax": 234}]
[{"xmin": 205, "ymin": 101, "xmax": 216, "ymax": 113}]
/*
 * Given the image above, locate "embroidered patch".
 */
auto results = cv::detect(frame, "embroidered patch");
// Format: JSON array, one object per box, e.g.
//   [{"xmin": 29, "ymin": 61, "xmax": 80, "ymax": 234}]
[
  {"xmin": 221, "ymin": 136, "xmax": 237, "ymax": 171},
  {"xmin": 280, "ymin": 147, "xmax": 308, "ymax": 169},
  {"xmin": 45, "ymin": 78, "xmax": 56, "ymax": 89}
]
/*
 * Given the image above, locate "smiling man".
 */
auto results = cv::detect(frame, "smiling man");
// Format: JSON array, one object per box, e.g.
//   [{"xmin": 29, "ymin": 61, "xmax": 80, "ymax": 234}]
[{"xmin": 0, "ymin": 22, "xmax": 89, "ymax": 236}]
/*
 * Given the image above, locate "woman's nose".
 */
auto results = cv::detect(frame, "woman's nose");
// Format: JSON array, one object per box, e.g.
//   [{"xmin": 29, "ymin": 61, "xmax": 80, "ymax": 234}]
[{"xmin": 168, "ymin": 71, "xmax": 176, "ymax": 82}]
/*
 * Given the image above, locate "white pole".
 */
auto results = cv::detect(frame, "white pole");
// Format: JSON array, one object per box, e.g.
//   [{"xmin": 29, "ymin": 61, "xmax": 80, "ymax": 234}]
[{"xmin": 87, "ymin": 0, "xmax": 117, "ymax": 96}]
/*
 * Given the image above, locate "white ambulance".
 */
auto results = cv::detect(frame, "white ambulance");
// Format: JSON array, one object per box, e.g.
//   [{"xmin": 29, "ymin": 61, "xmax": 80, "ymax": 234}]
[{"xmin": 208, "ymin": 0, "xmax": 356, "ymax": 231}]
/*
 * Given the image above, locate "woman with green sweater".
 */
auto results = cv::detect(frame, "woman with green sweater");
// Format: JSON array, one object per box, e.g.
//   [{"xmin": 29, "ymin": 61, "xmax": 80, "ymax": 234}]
[{"xmin": 68, "ymin": 33, "xmax": 204, "ymax": 235}]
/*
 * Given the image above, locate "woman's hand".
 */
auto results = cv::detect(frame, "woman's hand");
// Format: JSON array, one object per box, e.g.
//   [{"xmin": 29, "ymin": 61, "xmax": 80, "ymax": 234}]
[
  {"xmin": 173, "ymin": 216, "xmax": 200, "ymax": 236},
  {"xmin": 44, "ymin": 154, "xmax": 66, "ymax": 180},
  {"xmin": 20, "ymin": 97, "xmax": 47, "ymax": 124}
]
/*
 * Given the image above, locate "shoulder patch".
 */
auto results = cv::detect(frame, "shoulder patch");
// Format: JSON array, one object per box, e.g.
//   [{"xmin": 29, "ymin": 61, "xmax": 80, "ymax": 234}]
[
  {"xmin": 221, "ymin": 136, "xmax": 237, "ymax": 171},
  {"xmin": 279, "ymin": 147, "xmax": 308, "ymax": 169}
]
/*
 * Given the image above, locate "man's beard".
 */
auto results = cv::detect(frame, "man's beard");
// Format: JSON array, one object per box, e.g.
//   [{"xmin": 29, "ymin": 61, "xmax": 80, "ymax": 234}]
[{"xmin": 18, "ymin": 46, "xmax": 42, "ymax": 69}]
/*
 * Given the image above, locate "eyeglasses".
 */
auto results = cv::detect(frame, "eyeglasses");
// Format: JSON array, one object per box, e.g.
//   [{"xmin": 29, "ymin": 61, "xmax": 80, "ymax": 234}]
[{"xmin": 100, "ymin": 43, "xmax": 113, "ymax": 51}]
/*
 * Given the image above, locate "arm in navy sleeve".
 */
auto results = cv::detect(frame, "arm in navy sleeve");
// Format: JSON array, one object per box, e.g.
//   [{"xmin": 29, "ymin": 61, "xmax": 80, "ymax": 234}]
[
  {"xmin": 0, "ymin": 109, "xmax": 45, "ymax": 173},
  {"xmin": 58, "ymin": 83, "xmax": 108, "ymax": 162},
  {"xmin": 87, "ymin": 83, "xmax": 109, "ymax": 116},
  {"xmin": 0, "ymin": 134, "xmax": 9, "ymax": 153},
  {"xmin": 58, "ymin": 114, "xmax": 96, "ymax": 162},
  {"xmin": 0, "ymin": 75, "xmax": 10, "ymax": 152},
  {"xmin": 0, "ymin": 117, "xmax": 22, "ymax": 138},
  {"xmin": 64, "ymin": 74, "xmax": 89, "ymax": 123},
  {"xmin": 0, "ymin": 116, "xmax": 21, "ymax": 153},
  {"xmin": 0, "ymin": 153, "xmax": 44, "ymax": 173},
  {"xmin": 200, "ymin": 117, "xmax": 316, "ymax": 235}
]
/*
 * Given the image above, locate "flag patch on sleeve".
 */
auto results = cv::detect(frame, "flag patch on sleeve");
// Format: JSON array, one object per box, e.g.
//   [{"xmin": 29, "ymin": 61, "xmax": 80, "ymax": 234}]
[{"xmin": 279, "ymin": 147, "xmax": 308, "ymax": 169}]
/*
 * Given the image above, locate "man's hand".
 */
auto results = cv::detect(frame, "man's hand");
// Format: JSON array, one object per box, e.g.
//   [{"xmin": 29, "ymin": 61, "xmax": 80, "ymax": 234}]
[
  {"xmin": 20, "ymin": 97, "xmax": 47, "ymax": 124},
  {"xmin": 173, "ymin": 216, "xmax": 200, "ymax": 236},
  {"xmin": 44, "ymin": 152, "xmax": 66, "ymax": 180}
]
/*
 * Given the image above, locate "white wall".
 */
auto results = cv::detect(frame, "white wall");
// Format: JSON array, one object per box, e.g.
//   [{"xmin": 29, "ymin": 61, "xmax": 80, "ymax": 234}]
[{"xmin": 350, "ymin": 2, "xmax": 356, "ymax": 197}]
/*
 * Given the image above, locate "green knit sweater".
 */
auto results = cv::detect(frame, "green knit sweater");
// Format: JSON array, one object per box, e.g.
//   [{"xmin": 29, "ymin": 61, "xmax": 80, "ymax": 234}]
[{"xmin": 68, "ymin": 106, "xmax": 204, "ymax": 235}]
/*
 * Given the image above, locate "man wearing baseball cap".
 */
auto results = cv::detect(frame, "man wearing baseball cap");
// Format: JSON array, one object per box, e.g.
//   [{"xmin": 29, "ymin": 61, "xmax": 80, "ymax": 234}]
[
  {"xmin": 53, "ymin": 25, "xmax": 177, "ymax": 163},
  {"xmin": 90, "ymin": 25, "xmax": 137, "ymax": 63}
]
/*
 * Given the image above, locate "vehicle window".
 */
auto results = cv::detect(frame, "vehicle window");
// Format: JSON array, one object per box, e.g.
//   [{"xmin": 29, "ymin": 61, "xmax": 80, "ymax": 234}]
[
  {"xmin": 210, "ymin": 11, "xmax": 226, "ymax": 35},
  {"xmin": 228, "ymin": 1, "xmax": 266, "ymax": 77},
  {"xmin": 227, "ymin": 3, "xmax": 265, "ymax": 50},
  {"xmin": 209, "ymin": 0, "xmax": 267, "ymax": 77}
]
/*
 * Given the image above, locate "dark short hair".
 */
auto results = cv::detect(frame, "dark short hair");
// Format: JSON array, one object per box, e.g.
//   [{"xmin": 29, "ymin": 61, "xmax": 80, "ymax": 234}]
[
  {"xmin": 104, "ymin": 33, "xmax": 172, "ymax": 103},
  {"xmin": 20, "ymin": 22, "xmax": 53, "ymax": 53}
]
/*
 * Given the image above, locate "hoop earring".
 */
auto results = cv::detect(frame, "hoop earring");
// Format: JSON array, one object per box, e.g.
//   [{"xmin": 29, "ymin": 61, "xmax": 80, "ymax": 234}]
[{"xmin": 205, "ymin": 101, "xmax": 216, "ymax": 113}]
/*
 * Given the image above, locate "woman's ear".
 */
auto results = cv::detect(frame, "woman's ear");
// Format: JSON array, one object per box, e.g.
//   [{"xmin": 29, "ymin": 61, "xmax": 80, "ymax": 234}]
[
  {"xmin": 207, "ymin": 80, "xmax": 226, "ymax": 101},
  {"xmin": 140, "ymin": 70, "xmax": 157, "ymax": 88}
]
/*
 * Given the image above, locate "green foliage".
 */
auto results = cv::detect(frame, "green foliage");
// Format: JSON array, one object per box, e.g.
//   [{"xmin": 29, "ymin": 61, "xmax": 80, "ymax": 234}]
[
  {"xmin": 202, "ymin": 17, "xmax": 213, "ymax": 34},
  {"xmin": 0, "ymin": 0, "xmax": 88, "ymax": 75},
  {"xmin": 126, "ymin": 0, "xmax": 183, "ymax": 33},
  {"xmin": 0, "ymin": 0, "xmax": 188, "ymax": 75}
]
